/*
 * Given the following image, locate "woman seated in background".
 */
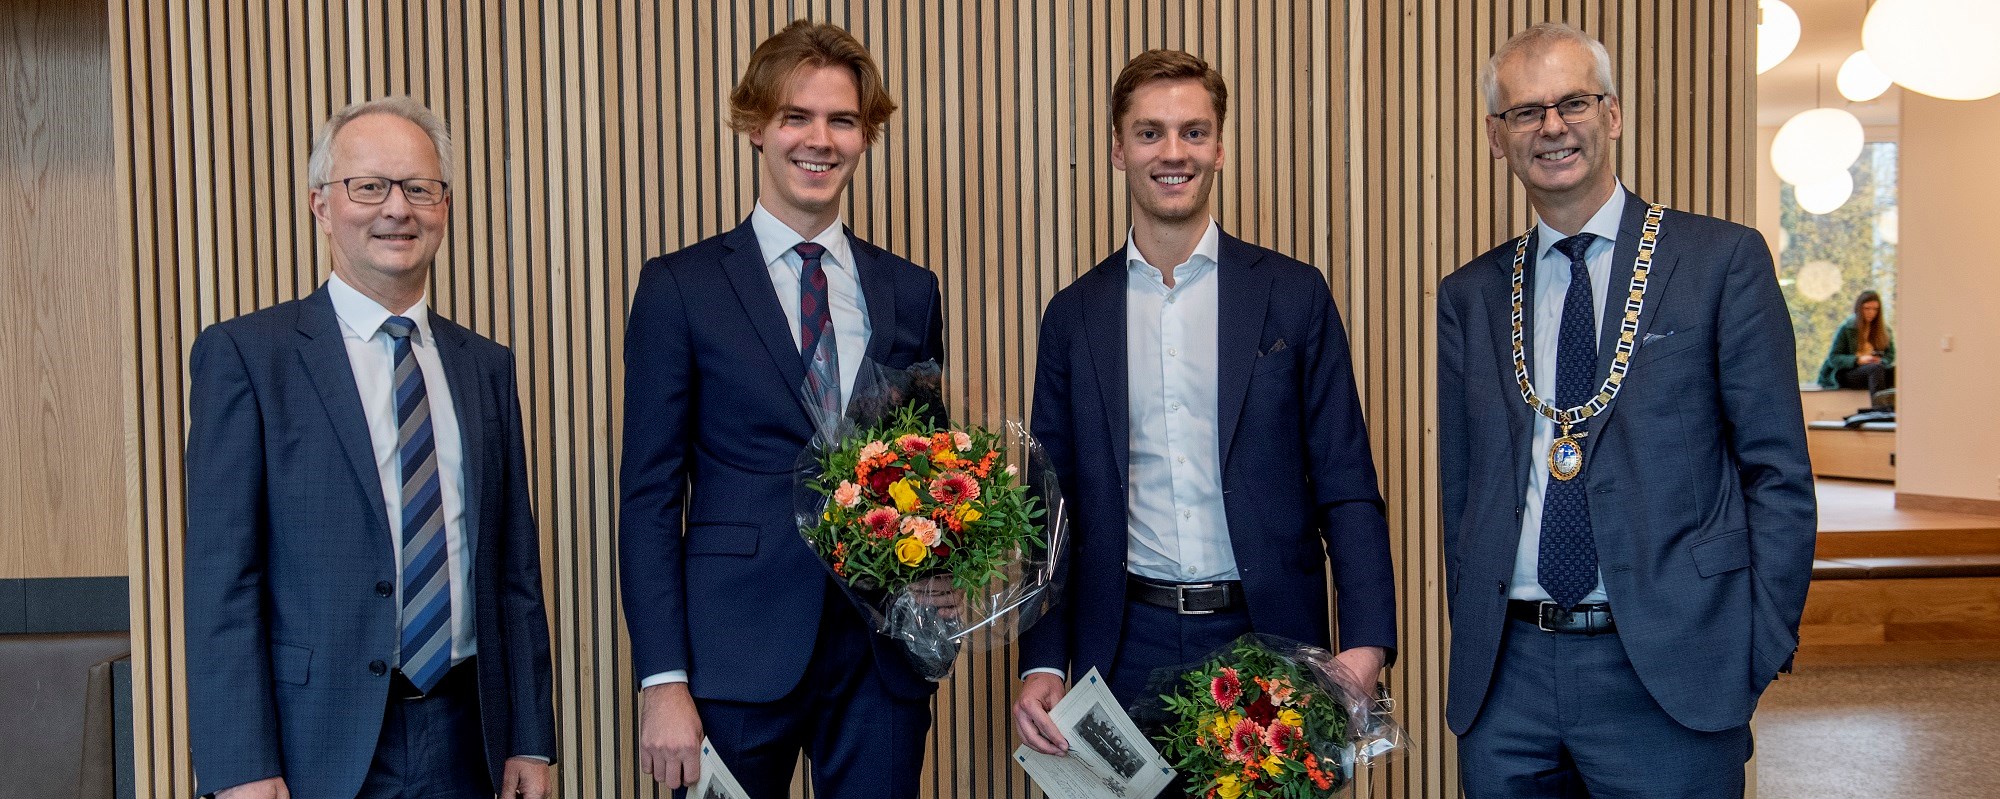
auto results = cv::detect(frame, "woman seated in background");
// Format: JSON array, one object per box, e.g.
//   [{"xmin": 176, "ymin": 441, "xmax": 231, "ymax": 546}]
[{"xmin": 1817, "ymin": 289, "xmax": 1896, "ymax": 396}]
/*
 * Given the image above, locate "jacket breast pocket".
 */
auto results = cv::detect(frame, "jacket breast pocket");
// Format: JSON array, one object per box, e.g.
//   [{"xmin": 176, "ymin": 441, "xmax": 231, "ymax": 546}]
[
  {"xmin": 272, "ymin": 641, "xmax": 311, "ymax": 685},
  {"xmin": 1691, "ymin": 529, "xmax": 1750, "ymax": 577},
  {"xmin": 1252, "ymin": 347, "xmax": 1297, "ymax": 377},
  {"xmin": 686, "ymin": 523, "xmax": 761, "ymax": 557},
  {"xmin": 1631, "ymin": 328, "xmax": 1707, "ymax": 365}
]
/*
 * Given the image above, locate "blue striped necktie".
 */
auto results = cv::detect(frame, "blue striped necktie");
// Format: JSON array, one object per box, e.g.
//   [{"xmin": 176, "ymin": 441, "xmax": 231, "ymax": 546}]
[
  {"xmin": 796, "ymin": 241, "xmax": 841, "ymax": 416},
  {"xmin": 382, "ymin": 316, "xmax": 451, "ymax": 694},
  {"xmin": 1538, "ymin": 233, "xmax": 1601, "ymax": 610}
]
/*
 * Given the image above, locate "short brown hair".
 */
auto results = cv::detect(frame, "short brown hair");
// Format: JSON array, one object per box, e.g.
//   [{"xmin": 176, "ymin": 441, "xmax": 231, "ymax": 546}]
[
  {"xmin": 1111, "ymin": 50, "xmax": 1228, "ymax": 131},
  {"xmin": 729, "ymin": 20, "xmax": 898, "ymax": 145}
]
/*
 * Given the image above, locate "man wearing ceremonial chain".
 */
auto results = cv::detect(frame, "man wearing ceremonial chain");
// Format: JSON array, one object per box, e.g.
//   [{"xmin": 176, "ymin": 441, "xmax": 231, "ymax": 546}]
[{"xmin": 1436, "ymin": 22, "xmax": 1816, "ymax": 798}]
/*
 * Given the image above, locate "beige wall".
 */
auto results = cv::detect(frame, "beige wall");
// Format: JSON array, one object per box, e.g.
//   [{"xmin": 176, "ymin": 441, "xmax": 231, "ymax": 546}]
[
  {"xmin": 1897, "ymin": 93, "xmax": 2000, "ymax": 504},
  {"xmin": 0, "ymin": 0, "xmax": 123, "ymax": 579},
  {"xmin": 103, "ymin": 1, "xmax": 1753, "ymax": 797}
]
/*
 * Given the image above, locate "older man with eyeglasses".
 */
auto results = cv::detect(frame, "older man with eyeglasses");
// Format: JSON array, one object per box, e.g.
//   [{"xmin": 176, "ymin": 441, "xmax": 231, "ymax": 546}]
[
  {"xmin": 183, "ymin": 96, "xmax": 557, "ymax": 799},
  {"xmin": 1436, "ymin": 23, "xmax": 1814, "ymax": 798}
]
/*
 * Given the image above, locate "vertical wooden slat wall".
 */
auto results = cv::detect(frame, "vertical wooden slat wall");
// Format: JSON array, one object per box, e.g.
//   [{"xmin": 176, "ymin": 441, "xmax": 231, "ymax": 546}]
[{"xmin": 111, "ymin": 2, "xmax": 1750, "ymax": 797}]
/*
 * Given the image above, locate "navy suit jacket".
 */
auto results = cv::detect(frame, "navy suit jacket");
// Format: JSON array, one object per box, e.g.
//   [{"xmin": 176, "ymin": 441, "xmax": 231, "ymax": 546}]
[
  {"xmin": 1438, "ymin": 192, "xmax": 1817, "ymax": 734},
  {"xmin": 183, "ymin": 288, "xmax": 557, "ymax": 799},
  {"xmin": 619, "ymin": 219, "xmax": 945, "ymax": 703},
  {"xmin": 1018, "ymin": 233, "xmax": 1399, "ymax": 679}
]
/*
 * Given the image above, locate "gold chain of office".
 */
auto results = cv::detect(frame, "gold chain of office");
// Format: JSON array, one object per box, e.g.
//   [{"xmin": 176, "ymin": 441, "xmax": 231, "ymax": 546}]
[{"xmin": 1508, "ymin": 203, "xmax": 1665, "ymax": 479}]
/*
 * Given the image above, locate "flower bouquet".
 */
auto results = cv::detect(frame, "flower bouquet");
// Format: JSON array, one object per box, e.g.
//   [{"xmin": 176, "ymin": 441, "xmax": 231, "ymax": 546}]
[
  {"xmin": 1137, "ymin": 634, "xmax": 1406, "ymax": 798},
  {"xmin": 796, "ymin": 360, "xmax": 1067, "ymax": 679}
]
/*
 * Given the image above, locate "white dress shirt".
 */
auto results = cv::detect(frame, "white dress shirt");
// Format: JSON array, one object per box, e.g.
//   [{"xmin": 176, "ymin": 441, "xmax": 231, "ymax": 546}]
[
  {"xmin": 327, "ymin": 273, "xmax": 475, "ymax": 665},
  {"xmin": 640, "ymin": 204, "xmax": 874, "ymax": 690},
  {"xmin": 1509, "ymin": 184, "xmax": 1628, "ymax": 604},
  {"xmin": 1124, "ymin": 221, "xmax": 1238, "ymax": 582}
]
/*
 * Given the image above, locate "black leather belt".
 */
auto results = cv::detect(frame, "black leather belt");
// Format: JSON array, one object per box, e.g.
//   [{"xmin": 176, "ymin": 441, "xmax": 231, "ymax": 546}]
[
  {"xmin": 1508, "ymin": 600, "xmax": 1616, "ymax": 634},
  {"xmin": 1128, "ymin": 575, "xmax": 1244, "ymax": 615},
  {"xmin": 389, "ymin": 657, "xmax": 475, "ymax": 700}
]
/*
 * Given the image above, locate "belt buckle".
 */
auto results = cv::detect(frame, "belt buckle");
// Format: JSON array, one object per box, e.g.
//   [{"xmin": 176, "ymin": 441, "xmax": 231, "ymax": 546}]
[
  {"xmin": 1536, "ymin": 601, "xmax": 1561, "ymax": 632},
  {"xmin": 1176, "ymin": 582, "xmax": 1220, "ymax": 616}
]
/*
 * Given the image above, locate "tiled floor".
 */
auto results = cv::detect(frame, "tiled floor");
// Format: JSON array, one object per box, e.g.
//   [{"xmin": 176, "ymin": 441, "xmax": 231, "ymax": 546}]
[{"xmin": 1756, "ymin": 661, "xmax": 2000, "ymax": 799}]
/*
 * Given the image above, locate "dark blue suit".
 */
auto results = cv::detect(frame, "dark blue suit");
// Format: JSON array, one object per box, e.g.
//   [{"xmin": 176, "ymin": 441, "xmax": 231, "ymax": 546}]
[
  {"xmin": 618, "ymin": 219, "xmax": 944, "ymax": 797},
  {"xmin": 184, "ymin": 288, "xmax": 556, "ymax": 799},
  {"xmin": 1438, "ymin": 193, "xmax": 1816, "ymax": 795},
  {"xmin": 1019, "ymin": 234, "xmax": 1398, "ymax": 700}
]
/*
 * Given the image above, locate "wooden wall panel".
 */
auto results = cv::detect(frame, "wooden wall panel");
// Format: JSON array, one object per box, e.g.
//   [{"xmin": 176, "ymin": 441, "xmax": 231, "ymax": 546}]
[
  {"xmin": 109, "ymin": 2, "xmax": 1751, "ymax": 797},
  {"xmin": 0, "ymin": 0, "xmax": 122, "ymax": 580}
]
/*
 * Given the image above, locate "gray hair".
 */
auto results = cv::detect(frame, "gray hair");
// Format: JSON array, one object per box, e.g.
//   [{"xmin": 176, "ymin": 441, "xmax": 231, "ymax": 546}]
[
  {"xmin": 1480, "ymin": 23, "xmax": 1619, "ymax": 114},
  {"xmin": 306, "ymin": 96, "xmax": 454, "ymax": 187}
]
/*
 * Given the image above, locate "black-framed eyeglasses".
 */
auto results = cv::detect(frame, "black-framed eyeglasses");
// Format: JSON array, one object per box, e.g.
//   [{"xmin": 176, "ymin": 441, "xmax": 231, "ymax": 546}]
[
  {"xmin": 319, "ymin": 176, "xmax": 450, "ymax": 205},
  {"xmin": 1491, "ymin": 94, "xmax": 1607, "ymax": 132}
]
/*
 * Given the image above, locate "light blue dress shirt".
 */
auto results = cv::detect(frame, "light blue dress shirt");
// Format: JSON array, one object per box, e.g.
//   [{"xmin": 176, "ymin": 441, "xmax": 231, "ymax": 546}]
[
  {"xmin": 1509, "ymin": 184, "xmax": 1628, "ymax": 604},
  {"xmin": 1124, "ymin": 221, "xmax": 1238, "ymax": 583}
]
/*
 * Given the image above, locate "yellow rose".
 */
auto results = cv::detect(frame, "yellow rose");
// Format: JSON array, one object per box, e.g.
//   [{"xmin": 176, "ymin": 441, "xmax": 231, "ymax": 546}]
[
  {"xmin": 895, "ymin": 536, "xmax": 928, "ymax": 566},
  {"xmin": 888, "ymin": 479, "xmax": 921, "ymax": 512},
  {"xmin": 1214, "ymin": 775, "xmax": 1242, "ymax": 799},
  {"xmin": 1277, "ymin": 708, "xmax": 1303, "ymax": 727},
  {"xmin": 1261, "ymin": 753, "xmax": 1284, "ymax": 776},
  {"xmin": 956, "ymin": 505, "xmax": 982, "ymax": 524}
]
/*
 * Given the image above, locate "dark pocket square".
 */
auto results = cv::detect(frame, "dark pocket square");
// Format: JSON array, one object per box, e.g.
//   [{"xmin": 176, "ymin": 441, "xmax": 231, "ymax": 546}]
[
  {"xmin": 1641, "ymin": 330, "xmax": 1675, "ymax": 345},
  {"xmin": 1261, "ymin": 339, "xmax": 1288, "ymax": 356}
]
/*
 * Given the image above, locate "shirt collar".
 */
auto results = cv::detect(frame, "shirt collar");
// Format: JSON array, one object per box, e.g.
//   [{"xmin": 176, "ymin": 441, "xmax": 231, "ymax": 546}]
[
  {"xmin": 327, "ymin": 272, "xmax": 432, "ymax": 343},
  {"xmin": 1534, "ymin": 182, "xmax": 1627, "ymax": 263},
  {"xmin": 1125, "ymin": 218, "xmax": 1222, "ymax": 282},
  {"xmin": 751, "ymin": 202, "xmax": 852, "ymax": 273}
]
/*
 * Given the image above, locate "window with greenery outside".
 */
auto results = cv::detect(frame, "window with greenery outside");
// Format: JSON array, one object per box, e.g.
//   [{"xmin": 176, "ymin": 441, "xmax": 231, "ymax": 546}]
[{"xmin": 1778, "ymin": 141, "xmax": 1897, "ymax": 386}]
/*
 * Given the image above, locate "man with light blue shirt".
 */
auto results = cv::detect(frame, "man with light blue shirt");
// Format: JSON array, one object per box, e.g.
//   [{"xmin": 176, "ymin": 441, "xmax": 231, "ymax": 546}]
[
  {"xmin": 1013, "ymin": 49, "xmax": 1397, "ymax": 758},
  {"xmin": 618, "ymin": 20, "xmax": 944, "ymax": 799},
  {"xmin": 1438, "ymin": 23, "xmax": 1814, "ymax": 798},
  {"xmin": 184, "ymin": 97, "xmax": 556, "ymax": 799}
]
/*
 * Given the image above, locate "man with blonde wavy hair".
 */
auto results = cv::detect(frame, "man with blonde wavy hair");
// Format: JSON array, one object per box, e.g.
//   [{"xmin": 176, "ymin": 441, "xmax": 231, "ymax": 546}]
[{"xmin": 620, "ymin": 19, "xmax": 944, "ymax": 799}]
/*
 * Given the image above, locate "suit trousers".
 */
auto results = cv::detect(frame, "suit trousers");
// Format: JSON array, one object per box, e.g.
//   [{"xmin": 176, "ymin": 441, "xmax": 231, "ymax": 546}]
[
  {"xmin": 690, "ymin": 583, "xmax": 933, "ymax": 799},
  {"xmin": 357, "ymin": 660, "xmax": 492, "ymax": 799},
  {"xmin": 1458, "ymin": 617, "xmax": 1752, "ymax": 799}
]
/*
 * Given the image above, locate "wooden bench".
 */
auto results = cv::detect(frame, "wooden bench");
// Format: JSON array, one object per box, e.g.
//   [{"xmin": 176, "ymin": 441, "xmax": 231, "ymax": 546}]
[
  {"xmin": 1806, "ymin": 419, "xmax": 1895, "ymax": 482},
  {"xmin": 1798, "ymin": 553, "xmax": 2000, "ymax": 665}
]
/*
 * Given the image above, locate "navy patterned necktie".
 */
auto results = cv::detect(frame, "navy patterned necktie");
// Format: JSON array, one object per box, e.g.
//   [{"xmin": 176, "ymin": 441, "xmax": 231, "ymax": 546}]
[
  {"xmin": 1538, "ymin": 233, "xmax": 1601, "ymax": 610},
  {"xmin": 382, "ymin": 316, "xmax": 452, "ymax": 693},
  {"xmin": 796, "ymin": 241, "xmax": 841, "ymax": 416}
]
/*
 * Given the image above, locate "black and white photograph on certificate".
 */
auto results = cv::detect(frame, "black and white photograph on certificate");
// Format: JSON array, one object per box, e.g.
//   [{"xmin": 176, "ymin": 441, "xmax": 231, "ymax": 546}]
[
  {"xmin": 695, "ymin": 737, "xmax": 751, "ymax": 799},
  {"xmin": 1013, "ymin": 669, "xmax": 1176, "ymax": 799}
]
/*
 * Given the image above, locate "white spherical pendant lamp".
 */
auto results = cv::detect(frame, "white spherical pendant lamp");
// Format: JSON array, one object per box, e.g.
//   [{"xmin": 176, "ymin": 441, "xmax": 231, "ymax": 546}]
[
  {"xmin": 1770, "ymin": 108, "xmax": 1865, "ymax": 186},
  {"xmin": 1758, "ymin": 0, "xmax": 1802, "ymax": 75},
  {"xmin": 1795, "ymin": 170, "xmax": 1855, "ymax": 216},
  {"xmin": 1863, "ymin": 0, "xmax": 2000, "ymax": 101},
  {"xmin": 1837, "ymin": 51, "xmax": 1894, "ymax": 103}
]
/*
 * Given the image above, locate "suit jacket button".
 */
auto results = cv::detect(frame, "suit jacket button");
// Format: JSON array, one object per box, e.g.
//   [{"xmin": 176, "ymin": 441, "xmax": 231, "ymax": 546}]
[
  {"xmin": 375, "ymin": 581, "xmax": 394, "ymax": 597},
  {"xmin": 369, "ymin": 660, "xmax": 388, "ymax": 676}
]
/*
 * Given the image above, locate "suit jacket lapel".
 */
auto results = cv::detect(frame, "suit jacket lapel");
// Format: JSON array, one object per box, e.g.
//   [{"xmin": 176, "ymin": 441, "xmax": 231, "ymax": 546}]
[
  {"xmin": 431, "ymin": 313, "xmax": 484, "ymax": 560},
  {"xmin": 1079, "ymin": 252, "xmax": 1131, "ymax": 481},
  {"xmin": 719, "ymin": 220, "xmax": 813, "ymax": 418},
  {"xmin": 296, "ymin": 288, "xmax": 393, "ymax": 538},
  {"xmin": 1583, "ymin": 192, "xmax": 1676, "ymax": 462},
  {"xmin": 1215, "ymin": 233, "xmax": 1272, "ymax": 468},
  {"xmin": 852, "ymin": 228, "xmax": 898, "ymax": 364}
]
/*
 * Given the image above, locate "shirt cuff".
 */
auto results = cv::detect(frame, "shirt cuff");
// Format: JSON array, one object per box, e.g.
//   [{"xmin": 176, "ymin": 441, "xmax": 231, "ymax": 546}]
[
  {"xmin": 511, "ymin": 754, "xmax": 552, "ymax": 763},
  {"xmin": 1019, "ymin": 667, "xmax": 1067, "ymax": 682},
  {"xmin": 640, "ymin": 669, "xmax": 688, "ymax": 689}
]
